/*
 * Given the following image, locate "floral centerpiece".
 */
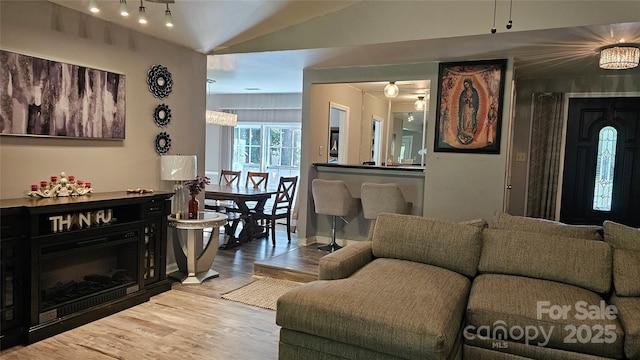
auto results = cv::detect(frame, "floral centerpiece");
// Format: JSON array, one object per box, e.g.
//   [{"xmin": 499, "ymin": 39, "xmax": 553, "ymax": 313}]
[
  {"xmin": 184, "ymin": 175, "xmax": 210, "ymax": 218},
  {"xmin": 184, "ymin": 175, "xmax": 210, "ymax": 197}
]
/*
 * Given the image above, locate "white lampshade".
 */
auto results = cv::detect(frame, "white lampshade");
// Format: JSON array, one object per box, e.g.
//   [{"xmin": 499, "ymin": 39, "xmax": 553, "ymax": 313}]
[{"xmin": 160, "ymin": 155, "xmax": 197, "ymax": 181}]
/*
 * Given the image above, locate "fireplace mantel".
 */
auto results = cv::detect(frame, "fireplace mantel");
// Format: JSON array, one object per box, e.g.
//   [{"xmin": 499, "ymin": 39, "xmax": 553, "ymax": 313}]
[{"xmin": 0, "ymin": 191, "xmax": 173, "ymax": 349}]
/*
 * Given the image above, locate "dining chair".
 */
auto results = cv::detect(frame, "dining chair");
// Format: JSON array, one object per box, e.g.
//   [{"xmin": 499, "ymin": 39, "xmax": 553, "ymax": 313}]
[
  {"xmin": 204, "ymin": 169, "xmax": 241, "ymax": 212},
  {"xmin": 252, "ymin": 176, "xmax": 298, "ymax": 246},
  {"xmin": 245, "ymin": 171, "xmax": 269, "ymax": 189},
  {"xmin": 220, "ymin": 170, "xmax": 241, "ymax": 187}
]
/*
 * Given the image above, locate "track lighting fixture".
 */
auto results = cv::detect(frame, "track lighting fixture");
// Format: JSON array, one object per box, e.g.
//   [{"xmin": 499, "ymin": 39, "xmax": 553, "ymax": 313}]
[
  {"xmin": 119, "ymin": 0, "xmax": 129, "ymax": 17},
  {"xmin": 165, "ymin": 3, "xmax": 173, "ymax": 28},
  {"xmin": 384, "ymin": 81, "xmax": 399, "ymax": 98},
  {"xmin": 89, "ymin": 0, "xmax": 100, "ymax": 13},
  {"xmin": 506, "ymin": 0, "xmax": 513, "ymax": 29},
  {"xmin": 138, "ymin": 0, "xmax": 147, "ymax": 24}
]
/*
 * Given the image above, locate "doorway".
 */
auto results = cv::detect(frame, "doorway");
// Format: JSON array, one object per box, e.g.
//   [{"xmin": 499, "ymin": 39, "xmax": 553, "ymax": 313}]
[
  {"xmin": 329, "ymin": 102, "xmax": 349, "ymax": 164},
  {"xmin": 560, "ymin": 97, "xmax": 640, "ymax": 227}
]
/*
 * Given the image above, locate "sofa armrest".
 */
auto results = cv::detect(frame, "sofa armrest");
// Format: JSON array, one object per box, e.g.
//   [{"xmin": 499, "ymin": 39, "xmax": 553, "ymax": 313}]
[{"xmin": 318, "ymin": 241, "xmax": 373, "ymax": 280}]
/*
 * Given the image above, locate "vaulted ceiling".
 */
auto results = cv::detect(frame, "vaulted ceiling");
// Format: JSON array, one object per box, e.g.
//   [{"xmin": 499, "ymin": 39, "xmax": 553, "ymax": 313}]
[{"xmin": 50, "ymin": 1, "xmax": 640, "ymax": 94}]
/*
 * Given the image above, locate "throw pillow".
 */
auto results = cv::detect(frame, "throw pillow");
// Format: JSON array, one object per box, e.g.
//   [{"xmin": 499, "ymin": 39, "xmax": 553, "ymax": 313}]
[
  {"xmin": 604, "ymin": 220, "xmax": 640, "ymax": 251},
  {"xmin": 613, "ymin": 248, "xmax": 640, "ymax": 296}
]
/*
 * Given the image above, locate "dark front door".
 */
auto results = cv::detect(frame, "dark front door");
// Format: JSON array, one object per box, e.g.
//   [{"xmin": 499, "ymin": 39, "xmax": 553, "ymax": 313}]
[{"xmin": 560, "ymin": 97, "xmax": 640, "ymax": 227}]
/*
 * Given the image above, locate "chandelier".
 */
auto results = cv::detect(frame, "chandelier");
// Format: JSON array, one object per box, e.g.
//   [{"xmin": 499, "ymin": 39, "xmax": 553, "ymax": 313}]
[
  {"xmin": 599, "ymin": 45, "xmax": 640, "ymax": 70},
  {"xmin": 206, "ymin": 111, "xmax": 238, "ymax": 127},
  {"xmin": 205, "ymin": 79, "xmax": 237, "ymax": 126}
]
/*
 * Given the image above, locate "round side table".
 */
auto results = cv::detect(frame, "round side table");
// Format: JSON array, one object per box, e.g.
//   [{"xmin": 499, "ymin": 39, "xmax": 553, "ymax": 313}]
[{"xmin": 167, "ymin": 211, "xmax": 227, "ymax": 285}]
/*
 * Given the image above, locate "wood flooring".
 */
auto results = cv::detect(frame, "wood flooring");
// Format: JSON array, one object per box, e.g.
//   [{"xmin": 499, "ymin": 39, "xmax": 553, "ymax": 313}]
[{"xmin": 1, "ymin": 225, "xmax": 327, "ymax": 360}]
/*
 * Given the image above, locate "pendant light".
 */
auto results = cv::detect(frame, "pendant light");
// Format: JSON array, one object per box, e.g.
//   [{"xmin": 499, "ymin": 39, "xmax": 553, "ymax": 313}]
[
  {"xmin": 164, "ymin": 3, "xmax": 173, "ymax": 28},
  {"xmin": 138, "ymin": 0, "xmax": 147, "ymax": 24},
  {"xmin": 414, "ymin": 96, "xmax": 425, "ymax": 111},
  {"xmin": 89, "ymin": 0, "xmax": 100, "ymax": 13},
  {"xmin": 119, "ymin": 0, "xmax": 129, "ymax": 16},
  {"xmin": 384, "ymin": 81, "xmax": 399, "ymax": 98}
]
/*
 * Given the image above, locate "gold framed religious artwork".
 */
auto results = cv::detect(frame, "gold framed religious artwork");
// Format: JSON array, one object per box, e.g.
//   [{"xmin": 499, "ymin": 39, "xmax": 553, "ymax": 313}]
[{"xmin": 434, "ymin": 59, "xmax": 506, "ymax": 153}]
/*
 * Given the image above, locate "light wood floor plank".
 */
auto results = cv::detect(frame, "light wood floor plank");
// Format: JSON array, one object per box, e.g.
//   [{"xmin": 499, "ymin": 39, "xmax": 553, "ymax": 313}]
[{"xmin": 1, "ymin": 225, "xmax": 321, "ymax": 360}]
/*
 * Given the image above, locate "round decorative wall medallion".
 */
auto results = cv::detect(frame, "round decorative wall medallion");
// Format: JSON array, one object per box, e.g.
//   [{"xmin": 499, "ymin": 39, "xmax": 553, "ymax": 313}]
[
  {"xmin": 153, "ymin": 103, "xmax": 171, "ymax": 127},
  {"xmin": 155, "ymin": 132, "xmax": 172, "ymax": 154},
  {"xmin": 147, "ymin": 65, "xmax": 173, "ymax": 99}
]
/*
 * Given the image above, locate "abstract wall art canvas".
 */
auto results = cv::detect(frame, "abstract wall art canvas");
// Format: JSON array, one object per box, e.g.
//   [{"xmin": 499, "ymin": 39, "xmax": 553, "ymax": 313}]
[{"xmin": 0, "ymin": 50, "xmax": 125, "ymax": 139}]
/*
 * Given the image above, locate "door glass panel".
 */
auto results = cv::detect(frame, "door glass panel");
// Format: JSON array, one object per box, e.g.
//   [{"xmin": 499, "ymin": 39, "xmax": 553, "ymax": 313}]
[{"xmin": 592, "ymin": 126, "xmax": 617, "ymax": 211}]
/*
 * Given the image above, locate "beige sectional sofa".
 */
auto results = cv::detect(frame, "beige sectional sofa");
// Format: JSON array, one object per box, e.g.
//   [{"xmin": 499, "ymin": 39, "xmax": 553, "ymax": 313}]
[{"xmin": 276, "ymin": 212, "xmax": 640, "ymax": 360}]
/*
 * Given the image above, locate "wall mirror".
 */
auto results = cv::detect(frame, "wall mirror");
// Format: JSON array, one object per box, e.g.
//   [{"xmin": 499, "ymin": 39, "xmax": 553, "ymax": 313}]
[{"xmin": 312, "ymin": 80, "xmax": 429, "ymax": 167}]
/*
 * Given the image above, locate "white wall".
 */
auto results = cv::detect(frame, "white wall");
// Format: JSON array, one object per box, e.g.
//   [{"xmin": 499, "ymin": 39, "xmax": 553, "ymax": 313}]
[{"xmin": 0, "ymin": 1, "xmax": 207, "ymax": 199}]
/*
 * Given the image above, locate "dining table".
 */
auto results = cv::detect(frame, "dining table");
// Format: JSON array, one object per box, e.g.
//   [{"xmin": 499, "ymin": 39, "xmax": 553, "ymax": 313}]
[{"xmin": 205, "ymin": 184, "xmax": 277, "ymax": 249}]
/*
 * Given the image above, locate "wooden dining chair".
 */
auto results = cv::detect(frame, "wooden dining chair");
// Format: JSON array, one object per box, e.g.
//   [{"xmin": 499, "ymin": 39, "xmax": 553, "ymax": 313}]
[
  {"xmin": 252, "ymin": 176, "xmax": 298, "ymax": 246},
  {"xmin": 205, "ymin": 169, "xmax": 241, "ymax": 212},
  {"xmin": 245, "ymin": 171, "xmax": 269, "ymax": 189},
  {"xmin": 220, "ymin": 170, "xmax": 241, "ymax": 187}
]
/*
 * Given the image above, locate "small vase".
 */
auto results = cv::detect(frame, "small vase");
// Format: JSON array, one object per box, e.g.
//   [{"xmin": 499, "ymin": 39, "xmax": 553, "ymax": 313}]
[{"xmin": 188, "ymin": 195, "xmax": 199, "ymax": 219}]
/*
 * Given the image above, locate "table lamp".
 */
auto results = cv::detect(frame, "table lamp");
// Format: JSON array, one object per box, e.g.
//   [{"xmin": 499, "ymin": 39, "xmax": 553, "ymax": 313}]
[{"xmin": 161, "ymin": 155, "xmax": 197, "ymax": 219}]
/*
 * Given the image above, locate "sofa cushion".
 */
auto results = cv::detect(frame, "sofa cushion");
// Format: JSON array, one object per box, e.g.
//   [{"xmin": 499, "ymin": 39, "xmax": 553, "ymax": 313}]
[
  {"xmin": 610, "ymin": 295, "xmax": 640, "ymax": 359},
  {"xmin": 466, "ymin": 274, "xmax": 625, "ymax": 359},
  {"xmin": 490, "ymin": 210, "xmax": 603, "ymax": 240},
  {"xmin": 371, "ymin": 213, "xmax": 483, "ymax": 277},
  {"xmin": 613, "ymin": 248, "xmax": 640, "ymax": 296},
  {"xmin": 277, "ymin": 258, "xmax": 471, "ymax": 360},
  {"xmin": 479, "ymin": 228, "xmax": 612, "ymax": 293},
  {"xmin": 604, "ymin": 220, "xmax": 640, "ymax": 251}
]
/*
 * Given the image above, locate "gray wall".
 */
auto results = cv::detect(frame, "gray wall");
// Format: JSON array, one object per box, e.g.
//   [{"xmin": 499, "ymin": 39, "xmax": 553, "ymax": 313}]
[{"xmin": 0, "ymin": 1, "xmax": 207, "ymax": 199}]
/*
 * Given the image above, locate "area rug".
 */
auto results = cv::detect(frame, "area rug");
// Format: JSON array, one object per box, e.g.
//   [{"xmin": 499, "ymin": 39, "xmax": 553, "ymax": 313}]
[{"xmin": 221, "ymin": 277, "xmax": 302, "ymax": 311}]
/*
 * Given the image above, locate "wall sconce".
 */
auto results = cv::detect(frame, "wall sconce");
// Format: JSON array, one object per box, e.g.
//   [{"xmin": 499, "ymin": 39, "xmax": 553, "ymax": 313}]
[
  {"xmin": 414, "ymin": 96, "xmax": 425, "ymax": 111},
  {"xmin": 384, "ymin": 81, "xmax": 399, "ymax": 98}
]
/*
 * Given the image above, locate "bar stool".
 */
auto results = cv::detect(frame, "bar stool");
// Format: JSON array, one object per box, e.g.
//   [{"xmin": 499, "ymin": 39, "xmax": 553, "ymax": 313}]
[
  {"xmin": 312, "ymin": 179, "xmax": 360, "ymax": 252},
  {"xmin": 360, "ymin": 182, "xmax": 412, "ymax": 236}
]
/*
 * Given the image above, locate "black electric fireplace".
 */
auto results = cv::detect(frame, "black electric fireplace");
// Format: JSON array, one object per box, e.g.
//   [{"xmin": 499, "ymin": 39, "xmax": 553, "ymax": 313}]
[
  {"xmin": 37, "ymin": 225, "xmax": 141, "ymax": 324},
  {"xmin": 0, "ymin": 192, "xmax": 175, "ymax": 346}
]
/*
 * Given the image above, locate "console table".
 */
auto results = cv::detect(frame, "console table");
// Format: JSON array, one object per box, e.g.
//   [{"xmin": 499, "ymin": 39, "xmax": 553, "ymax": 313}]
[
  {"xmin": 0, "ymin": 191, "xmax": 173, "ymax": 349},
  {"xmin": 168, "ymin": 211, "xmax": 227, "ymax": 284}
]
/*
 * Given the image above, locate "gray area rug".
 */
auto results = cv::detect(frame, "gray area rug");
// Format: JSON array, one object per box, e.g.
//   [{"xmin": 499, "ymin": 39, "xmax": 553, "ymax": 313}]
[{"xmin": 221, "ymin": 277, "xmax": 302, "ymax": 310}]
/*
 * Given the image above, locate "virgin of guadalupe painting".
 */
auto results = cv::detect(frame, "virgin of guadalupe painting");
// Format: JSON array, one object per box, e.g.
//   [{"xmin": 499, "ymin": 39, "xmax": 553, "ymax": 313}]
[
  {"xmin": 0, "ymin": 50, "xmax": 125, "ymax": 139},
  {"xmin": 434, "ymin": 59, "xmax": 506, "ymax": 153}
]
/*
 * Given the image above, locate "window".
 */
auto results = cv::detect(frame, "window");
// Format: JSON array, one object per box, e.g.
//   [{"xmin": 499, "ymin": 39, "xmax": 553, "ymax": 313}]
[
  {"xmin": 233, "ymin": 124, "xmax": 301, "ymax": 183},
  {"xmin": 268, "ymin": 127, "xmax": 301, "ymax": 167},
  {"xmin": 592, "ymin": 126, "xmax": 617, "ymax": 211}
]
